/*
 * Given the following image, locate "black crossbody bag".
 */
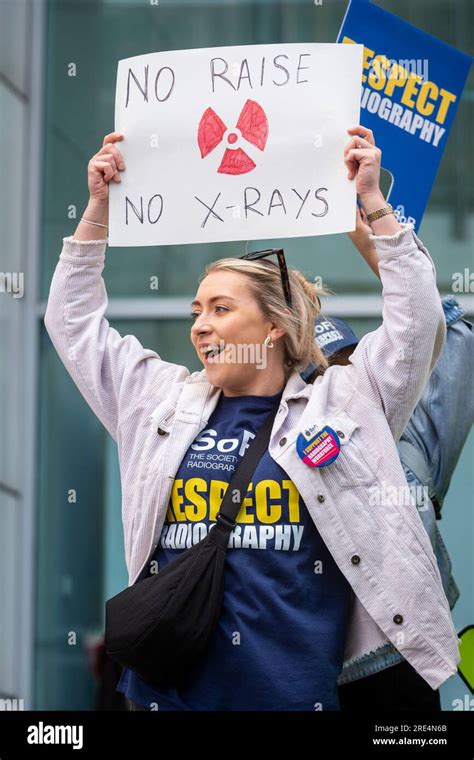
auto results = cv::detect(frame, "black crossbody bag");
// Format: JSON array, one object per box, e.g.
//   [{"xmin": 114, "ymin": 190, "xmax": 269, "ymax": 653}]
[{"xmin": 105, "ymin": 396, "xmax": 281, "ymax": 688}]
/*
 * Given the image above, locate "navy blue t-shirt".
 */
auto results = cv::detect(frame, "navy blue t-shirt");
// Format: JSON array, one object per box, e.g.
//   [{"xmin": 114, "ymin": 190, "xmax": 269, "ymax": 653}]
[{"xmin": 117, "ymin": 390, "xmax": 352, "ymax": 710}]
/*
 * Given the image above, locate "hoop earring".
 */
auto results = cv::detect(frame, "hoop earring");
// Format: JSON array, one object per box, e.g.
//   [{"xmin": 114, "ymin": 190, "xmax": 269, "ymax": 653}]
[{"xmin": 264, "ymin": 335, "xmax": 274, "ymax": 348}]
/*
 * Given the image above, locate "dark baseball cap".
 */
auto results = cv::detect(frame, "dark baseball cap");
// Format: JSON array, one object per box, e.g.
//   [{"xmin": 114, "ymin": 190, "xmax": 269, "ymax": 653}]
[
  {"xmin": 314, "ymin": 316, "xmax": 359, "ymax": 356},
  {"xmin": 300, "ymin": 316, "xmax": 359, "ymax": 381}
]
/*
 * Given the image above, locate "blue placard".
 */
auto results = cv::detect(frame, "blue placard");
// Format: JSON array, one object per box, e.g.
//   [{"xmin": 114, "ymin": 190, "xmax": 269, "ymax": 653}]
[{"xmin": 337, "ymin": 0, "xmax": 472, "ymax": 230}]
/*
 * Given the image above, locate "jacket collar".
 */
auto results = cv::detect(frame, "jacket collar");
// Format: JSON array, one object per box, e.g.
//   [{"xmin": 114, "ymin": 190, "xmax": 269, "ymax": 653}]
[
  {"xmin": 282, "ymin": 369, "xmax": 315, "ymax": 401},
  {"xmin": 181, "ymin": 367, "xmax": 314, "ymax": 411}
]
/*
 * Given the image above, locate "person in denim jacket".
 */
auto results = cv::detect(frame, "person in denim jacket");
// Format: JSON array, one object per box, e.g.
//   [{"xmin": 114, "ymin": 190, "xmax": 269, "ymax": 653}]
[{"xmin": 301, "ymin": 209, "xmax": 473, "ymax": 710}]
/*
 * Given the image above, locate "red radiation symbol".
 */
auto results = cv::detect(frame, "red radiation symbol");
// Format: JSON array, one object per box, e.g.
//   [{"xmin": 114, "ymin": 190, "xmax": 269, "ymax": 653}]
[{"xmin": 197, "ymin": 99, "xmax": 269, "ymax": 175}]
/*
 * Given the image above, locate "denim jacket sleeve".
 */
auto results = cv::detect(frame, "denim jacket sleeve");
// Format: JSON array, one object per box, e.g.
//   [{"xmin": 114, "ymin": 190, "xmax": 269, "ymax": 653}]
[
  {"xmin": 347, "ymin": 223, "xmax": 446, "ymax": 442},
  {"xmin": 401, "ymin": 296, "xmax": 474, "ymax": 502},
  {"xmin": 43, "ymin": 236, "xmax": 189, "ymax": 442}
]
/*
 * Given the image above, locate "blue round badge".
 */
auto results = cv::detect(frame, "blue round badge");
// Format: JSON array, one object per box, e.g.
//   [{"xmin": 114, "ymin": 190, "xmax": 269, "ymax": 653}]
[{"xmin": 296, "ymin": 425, "xmax": 341, "ymax": 468}]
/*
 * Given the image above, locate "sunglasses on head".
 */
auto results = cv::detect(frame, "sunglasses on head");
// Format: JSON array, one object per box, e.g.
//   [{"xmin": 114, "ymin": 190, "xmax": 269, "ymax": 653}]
[{"xmin": 239, "ymin": 248, "xmax": 292, "ymax": 309}]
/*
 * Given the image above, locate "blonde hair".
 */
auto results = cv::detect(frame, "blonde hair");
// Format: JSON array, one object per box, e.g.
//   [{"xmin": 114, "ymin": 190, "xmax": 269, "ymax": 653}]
[{"xmin": 201, "ymin": 257, "xmax": 329, "ymax": 380}]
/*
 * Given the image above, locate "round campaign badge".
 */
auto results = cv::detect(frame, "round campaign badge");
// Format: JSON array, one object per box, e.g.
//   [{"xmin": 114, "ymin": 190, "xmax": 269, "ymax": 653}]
[{"xmin": 296, "ymin": 424, "xmax": 341, "ymax": 468}]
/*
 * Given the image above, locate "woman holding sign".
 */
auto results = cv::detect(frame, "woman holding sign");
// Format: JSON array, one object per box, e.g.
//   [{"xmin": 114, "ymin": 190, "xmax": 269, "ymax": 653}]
[{"xmin": 44, "ymin": 125, "xmax": 459, "ymax": 711}]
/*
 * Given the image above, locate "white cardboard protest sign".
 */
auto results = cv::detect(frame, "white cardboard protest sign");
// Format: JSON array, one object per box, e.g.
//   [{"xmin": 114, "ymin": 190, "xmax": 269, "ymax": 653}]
[{"xmin": 110, "ymin": 43, "xmax": 363, "ymax": 247}]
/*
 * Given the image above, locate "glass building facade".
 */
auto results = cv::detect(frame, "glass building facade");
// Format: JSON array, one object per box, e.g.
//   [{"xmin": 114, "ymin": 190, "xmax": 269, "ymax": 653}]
[{"xmin": 0, "ymin": 0, "xmax": 472, "ymax": 710}]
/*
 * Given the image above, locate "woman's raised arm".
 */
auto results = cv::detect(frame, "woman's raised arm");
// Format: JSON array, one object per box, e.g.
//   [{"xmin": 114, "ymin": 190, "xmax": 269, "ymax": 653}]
[
  {"xmin": 73, "ymin": 131, "xmax": 124, "ymax": 240},
  {"xmin": 342, "ymin": 125, "xmax": 446, "ymax": 440},
  {"xmin": 44, "ymin": 132, "xmax": 188, "ymax": 442}
]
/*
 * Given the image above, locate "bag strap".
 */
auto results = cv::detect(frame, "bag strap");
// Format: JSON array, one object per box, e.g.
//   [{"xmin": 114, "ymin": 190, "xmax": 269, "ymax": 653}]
[{"xmin": 214, "ymin": 394, "xmax": 283, "ymax": 532}]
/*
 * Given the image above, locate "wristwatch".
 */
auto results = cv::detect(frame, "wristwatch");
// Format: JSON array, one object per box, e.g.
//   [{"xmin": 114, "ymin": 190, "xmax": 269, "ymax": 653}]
[{"xmin": 366, "ymin": 203, "xmax": 394, "ymax": 224}]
